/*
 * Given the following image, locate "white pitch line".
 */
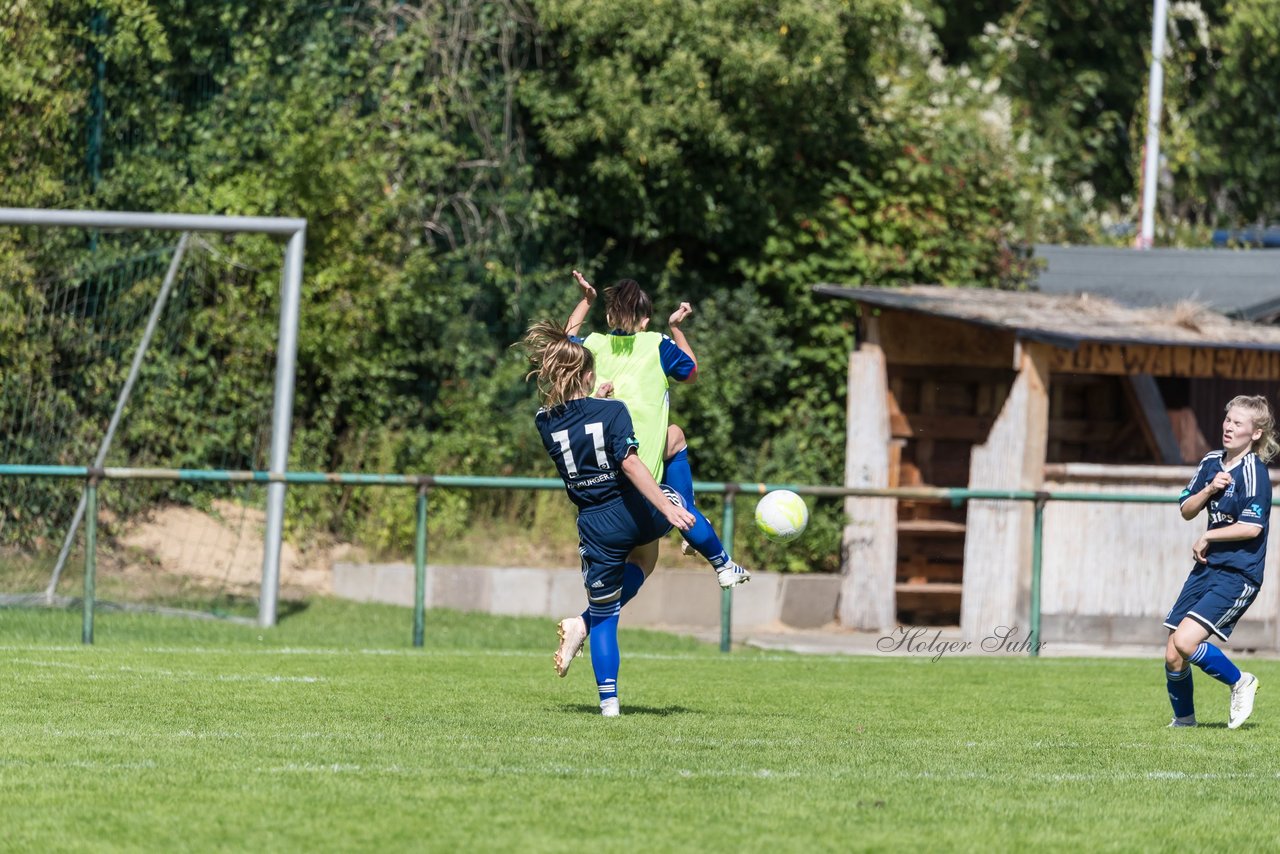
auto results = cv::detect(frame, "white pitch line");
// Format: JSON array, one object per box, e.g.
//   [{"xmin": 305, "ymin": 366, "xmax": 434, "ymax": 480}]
[
  {"xmin": 2, "ymin": 752, "xmax": 1277, "ymax": 784},
  {"xmin": 0, "ymin": 644, "xmax": 892, "ymax": 665},
  {"xmin": 6, "ymin": 658, "xmax": 324, "ymax": 683}
]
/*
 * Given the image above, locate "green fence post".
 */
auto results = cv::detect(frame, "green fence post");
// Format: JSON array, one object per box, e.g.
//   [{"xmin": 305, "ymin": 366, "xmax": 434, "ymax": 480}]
[
  {"xmin": 720, "ymin": 486, "xmax": 738, "ymax": 653},
  {"xmin": 1029, "ymin": 494, "xmax": 1046, "ymax": 658},
  {"xmin": 83, "ymin": 476, "xmax": 98, "ymax": 645},
  {"xmin": 413, "ymin": 482, "xmax": 428, "ymax": 648}
]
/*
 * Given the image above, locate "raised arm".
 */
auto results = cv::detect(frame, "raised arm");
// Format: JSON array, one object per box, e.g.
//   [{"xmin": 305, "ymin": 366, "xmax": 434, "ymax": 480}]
[
  {"xmin": 667, "ymin": 302, "xmax": 698, "ymax": 383},
  {"xmin": 565, "ymin": 270, "xmax": 597, "ymax": 337}
]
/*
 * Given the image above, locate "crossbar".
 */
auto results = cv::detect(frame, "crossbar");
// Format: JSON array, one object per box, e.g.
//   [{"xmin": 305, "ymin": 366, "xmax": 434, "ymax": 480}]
[{"xmin": 0, "ymin": 207, "xmax": 306, "ymax": 236}]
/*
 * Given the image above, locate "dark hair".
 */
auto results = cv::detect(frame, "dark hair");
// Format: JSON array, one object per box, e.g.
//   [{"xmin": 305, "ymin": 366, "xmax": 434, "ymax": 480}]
[
  {"xmin": 604, "ymin": 279, "xmax": 652, "ymax": 333},
  {"xmin": 521, "ymin": 319, "xmax": 595, "ymax": 407}
]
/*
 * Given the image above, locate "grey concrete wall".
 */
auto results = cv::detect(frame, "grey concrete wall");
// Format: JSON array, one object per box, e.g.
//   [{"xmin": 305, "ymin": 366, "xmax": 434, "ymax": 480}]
[
  {"xmin": 1042, "ymin": 613, "xmax": 1277, "ymax": 651},
  {"xmin": 331, "ymin": 563, "xmax": 841, "ymax": 632}
]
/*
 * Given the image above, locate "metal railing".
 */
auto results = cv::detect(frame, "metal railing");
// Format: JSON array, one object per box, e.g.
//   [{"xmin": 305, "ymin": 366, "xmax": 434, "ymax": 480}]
[{"xmin": 0, "ymin": 464, "xmax": 1180, "ymax": 654}]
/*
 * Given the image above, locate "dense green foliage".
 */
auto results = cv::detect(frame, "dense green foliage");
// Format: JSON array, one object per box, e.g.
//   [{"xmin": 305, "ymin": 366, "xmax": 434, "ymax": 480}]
[
  {"xmin": 3, "ymin": 605, "xmax": 1279, "ymax": 850},
  {"xmin": 2, "ymin": 0, "xmax": 1275, "ymax": 566}
]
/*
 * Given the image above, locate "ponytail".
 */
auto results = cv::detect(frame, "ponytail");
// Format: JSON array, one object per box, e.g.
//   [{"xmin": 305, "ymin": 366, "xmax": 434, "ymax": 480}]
[{"xmin": 520, "ymin": 320, "xmax": 594, "ymax": 408}]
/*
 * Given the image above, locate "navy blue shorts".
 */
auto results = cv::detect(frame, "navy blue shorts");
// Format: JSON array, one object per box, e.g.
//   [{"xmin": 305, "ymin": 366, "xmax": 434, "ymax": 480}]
[
  {"xmin": 576, "ymin": 488, "xmax": 678, "ymax": 605},
  {"xmin": 1164, "ymin": 565, "xmax": 1261, "ymax": 641}
]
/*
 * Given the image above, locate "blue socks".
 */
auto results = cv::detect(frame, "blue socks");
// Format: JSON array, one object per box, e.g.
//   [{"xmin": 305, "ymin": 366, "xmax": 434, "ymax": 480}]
[
  {"xmin": 1167, "ymin": 642, "xmax": 1243, "ymax": 721},
  {"xmin": 1189, "ymin": 642, "xmax": 1242, "ymax": 686},
  {"xmin": 587, "ymin": 601, "xmax": 621, "ymax": 702},
  {"xmin": 1166, "ymin": 667, "xmax": 1195, "ymax": 719},
  {"xmin": 664, "ymin": 448, "xmax": 696, "ymax": 509},
  {"xmin": 664, "ymin": 447, "xmax": 729, "ymax": 569},
  {"xmin": 582, "ymin": 563, "xmax": 645, "ymax": 637},
  {"xmin": 681, "ymin": 505, "xmax": 730, "ymax": 568}
]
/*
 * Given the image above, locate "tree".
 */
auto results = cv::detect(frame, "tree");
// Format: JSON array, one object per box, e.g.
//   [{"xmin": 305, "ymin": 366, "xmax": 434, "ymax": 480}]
[{"xmin": 520, "ymin": 0, "xmax": 892, "ymax": 278}]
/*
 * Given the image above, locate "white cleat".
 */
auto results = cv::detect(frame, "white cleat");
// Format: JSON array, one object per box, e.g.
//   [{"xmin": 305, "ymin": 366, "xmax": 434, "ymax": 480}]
[
  {"xmin": 554, "ymin": 616, "xmax": 587, "ymax": 678},
  {"xmin": 716, "ymin": 561, "xmax": 751, "ymax": 589},
  {"xmin": 600, "ymin": 697, "xmax": 620, "ymax": 717},
  {"xmin": 1229, "ymin": 673, "xmax": 1259, "ymax": 730},
  {"xmin": 1167, "ymin": 716, "xmax": 1198, "ymax": 728}
]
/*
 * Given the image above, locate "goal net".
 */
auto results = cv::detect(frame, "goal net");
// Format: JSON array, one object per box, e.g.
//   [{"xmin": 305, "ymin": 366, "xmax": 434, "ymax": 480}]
[{"xmin": 0, "ymin": 211, "xmax": 303, "ymax": 625}]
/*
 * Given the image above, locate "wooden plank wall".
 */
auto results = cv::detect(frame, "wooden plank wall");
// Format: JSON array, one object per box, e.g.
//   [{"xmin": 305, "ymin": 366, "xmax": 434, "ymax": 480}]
[
  {"xmin": 960, "ymin": 342, "xmax": 1052, "ymax": 642},
  {"xmin": 889, "ymin": 365, "xmax": 1004, "ymax": 624},
  {"xmin": 840, "ymin": 341, "xmax": 897, "ymax": 631},
  {"xmin": 1041, "ymin": 463, "xmax": 1279, "ymax": 647},
  {"xmin": 876, "ymin": 310, "xmax": 1019, "ymax": 625}
]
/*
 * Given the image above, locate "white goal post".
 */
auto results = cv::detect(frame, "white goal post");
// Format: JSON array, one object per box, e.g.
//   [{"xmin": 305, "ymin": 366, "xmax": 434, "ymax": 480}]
[{"xmin": 0, "ymin": 207, "xmax": 306, "ymax": 628}]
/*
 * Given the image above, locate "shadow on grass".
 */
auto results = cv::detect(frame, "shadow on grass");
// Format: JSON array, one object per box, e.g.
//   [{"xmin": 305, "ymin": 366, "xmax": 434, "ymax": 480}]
[
  {"xmin": 554, "ymin": 703, "xmax": 696, "ymax": 717},
  {"xmin": 202, "ymin": 594, "xmax": 310, "ymax": 623},
  {"xmin": 275, "ymin": 599, "xmax": 311, "ymax": 622}
]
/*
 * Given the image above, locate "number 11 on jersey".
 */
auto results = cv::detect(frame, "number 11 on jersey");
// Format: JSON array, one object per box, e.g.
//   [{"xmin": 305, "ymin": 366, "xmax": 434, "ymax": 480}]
[{"xmin": 550, "ymin": 422, "xmax": 608, "ymax": 479}]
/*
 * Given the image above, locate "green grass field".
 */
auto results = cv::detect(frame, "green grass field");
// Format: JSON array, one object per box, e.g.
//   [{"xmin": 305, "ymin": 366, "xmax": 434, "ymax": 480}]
[{"xmin": 2, "ymin": 600, "xmax": 1277, "ymax": 852}]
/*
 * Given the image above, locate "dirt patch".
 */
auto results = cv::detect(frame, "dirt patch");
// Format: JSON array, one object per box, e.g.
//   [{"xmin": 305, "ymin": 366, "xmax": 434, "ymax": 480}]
[{"xmin": 117, "ymin": 500, "xmax": 340, "ymax": 597}]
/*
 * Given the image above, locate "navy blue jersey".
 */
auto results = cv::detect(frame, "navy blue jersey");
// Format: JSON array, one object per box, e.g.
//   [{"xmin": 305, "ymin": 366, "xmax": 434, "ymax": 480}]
[
  {"xmin": 1180, "ymin": 450, "xmax": 1272, "ymax": 584},
  {"xmin": 535, "ymin": 397, "xmax": 640, "ymax": 510}
]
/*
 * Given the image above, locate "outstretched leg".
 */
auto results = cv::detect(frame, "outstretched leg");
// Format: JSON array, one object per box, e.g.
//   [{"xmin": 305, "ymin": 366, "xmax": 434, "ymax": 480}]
[
  {"xmin": 664, "ymin": 424, "xmax": 696, "ymax": 510},
  {"xmin": 661, "ymin": 425, "xmax": 748, "ymax": 587},
  {"xmin": 1169, "ymin": 617, "xmax": 1258, "ymax": 729}
]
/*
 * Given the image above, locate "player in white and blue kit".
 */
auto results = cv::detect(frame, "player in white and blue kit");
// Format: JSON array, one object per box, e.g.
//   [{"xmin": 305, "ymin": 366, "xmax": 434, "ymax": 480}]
[
  {"xmin": 1164, "ymin": 395, "xmax": 1277, "ymax": 729},
  {"xmin": 523, "ymin": 319, "xmax": 697, "ymax": 717}
]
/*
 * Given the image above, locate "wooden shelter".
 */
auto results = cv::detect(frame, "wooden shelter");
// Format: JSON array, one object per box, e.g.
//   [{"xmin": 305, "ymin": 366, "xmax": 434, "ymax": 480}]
[{"xmin": 818, "ymin": 285, "xmax": 1280, "ymax": 648}]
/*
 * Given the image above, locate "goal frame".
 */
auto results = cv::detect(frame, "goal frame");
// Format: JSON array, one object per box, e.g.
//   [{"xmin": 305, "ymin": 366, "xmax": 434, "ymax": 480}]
[{"xmin": 0, "ymin": 206, "xmax": 306, "ymax": 628}]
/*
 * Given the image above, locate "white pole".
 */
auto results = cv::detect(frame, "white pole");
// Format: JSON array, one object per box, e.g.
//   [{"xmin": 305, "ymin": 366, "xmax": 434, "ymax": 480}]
[
  {"xmin": 259, "ymin": 226, "xmax": 305, "ymax": 627},
  {"xmin": 1138, "ymin": 0, "xmax": 1169, "ymax": 250},
  {"xmin": 0, "ymin": 207, "xmax": 305, "ymax": 236}
]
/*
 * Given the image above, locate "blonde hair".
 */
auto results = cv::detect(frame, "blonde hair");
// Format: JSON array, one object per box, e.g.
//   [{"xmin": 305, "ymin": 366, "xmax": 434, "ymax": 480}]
[
  {"xmin": 1226, "ymin": 394, "xmax": 1280, "ymax": 462},
  {"xmin": 521, "ymin": 319, "xmax": 594, "ymax": 408}
]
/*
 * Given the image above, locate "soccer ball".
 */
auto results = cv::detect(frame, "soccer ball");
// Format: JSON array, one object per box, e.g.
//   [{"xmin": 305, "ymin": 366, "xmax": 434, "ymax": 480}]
[{"xmin": 754, "ymin": 490, "xmax": 808, "ymax": 544}]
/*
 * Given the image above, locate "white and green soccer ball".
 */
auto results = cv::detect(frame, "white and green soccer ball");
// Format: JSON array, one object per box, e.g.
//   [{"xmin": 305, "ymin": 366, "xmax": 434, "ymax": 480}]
[{"xmin": 754, "ymin": 489, "xmax": 809, "ymax": 544}]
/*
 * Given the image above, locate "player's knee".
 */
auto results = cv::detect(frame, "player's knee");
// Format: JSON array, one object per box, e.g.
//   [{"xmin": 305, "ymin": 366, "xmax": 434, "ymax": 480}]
[
  {"xmin": 1164, "ymin": 644, "xmax": 1185, "ymax": 670},
  {"xmin": 666, "ymin": 423, "xmax": 686, "ymax": 458},
  {"xmin": 1171, "ymin": 632, "xmax": 1201, "ymax": 661}
]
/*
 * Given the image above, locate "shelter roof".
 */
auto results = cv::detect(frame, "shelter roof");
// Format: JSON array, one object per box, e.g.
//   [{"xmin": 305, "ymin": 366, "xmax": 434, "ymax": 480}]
[{"xmin": 813, "ymin": 284, "xmax": 1280, "ymax": 352}]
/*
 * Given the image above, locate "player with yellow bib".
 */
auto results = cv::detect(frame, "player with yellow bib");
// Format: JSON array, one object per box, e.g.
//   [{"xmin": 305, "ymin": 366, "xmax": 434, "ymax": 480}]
[{"xmin": 549, "ymin": 272, "xmax": 749, "ymax": 678}]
